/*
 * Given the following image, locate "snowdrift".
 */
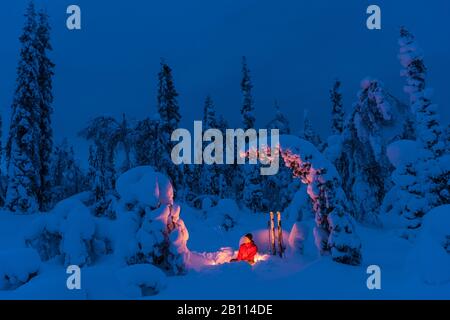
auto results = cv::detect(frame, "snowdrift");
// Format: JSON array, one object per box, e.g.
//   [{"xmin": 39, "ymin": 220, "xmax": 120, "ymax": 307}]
[
  {"xmin": 116, "ymin": 264, "xmax": 167, "ymax": 298},
  {"xmin": 413, "ymin": 205, "xmax": 450, "ymax": 285},
  {"xmin": 0, "ymin": 249, "xmax": 41, "ymax": 290}
]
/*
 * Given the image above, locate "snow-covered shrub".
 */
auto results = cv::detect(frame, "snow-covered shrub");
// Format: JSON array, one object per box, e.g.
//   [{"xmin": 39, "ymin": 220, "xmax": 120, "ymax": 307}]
[
  {"xmin": 115, "ymin": 166, "xmax": 189, "ymax": 275},
  {"xmin": 0, "ymin": 249, "xmax": 41, "ymax": 290},
  {"xmin": 279, "ymin": 135, "xmax": 362, "ymax": 265},
  {"xmin": 92, "ymin": 192, "xmax": 119, "ymax": 219},
  {"xmin": 288, "ymin": 222, "xmax": 309, "ymax": 255},
  {"xmin": 338, "ymin": 79, "xmax": 394, "ymax": 226},
  {"xmin": 413, "ymin": 205, "xmax": 450, "ymax": 285},
  {"xmin": 24, "ymin": 198, "xmax": 96, "ymax": 266},
  {"xmin": 382, "ymin": 147, "xmax": 449, "ymax": 238},
  {"xmin": 116, "ymin": 264, "xmax": 167, "ymax": 298}
]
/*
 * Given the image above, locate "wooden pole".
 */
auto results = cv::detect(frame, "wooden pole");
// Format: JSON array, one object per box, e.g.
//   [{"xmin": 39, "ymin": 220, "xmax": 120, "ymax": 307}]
[
  {"xmin": 270, "ymin": 211, "xmax": 276, "ymax": 255},
  {"xmin": 277, "ymin": 211, "xmax": 283, "ymax": 258},
  {"xmin": 268, "ymin": 214, "xmax": 271, "ymax": 254}
]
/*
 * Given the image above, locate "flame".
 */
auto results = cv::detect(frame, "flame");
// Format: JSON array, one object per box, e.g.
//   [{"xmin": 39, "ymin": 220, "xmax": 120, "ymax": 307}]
[
  {"xmin": 254, "ymin": 253, "xmax": 270, "ymax": 263},
  {"xmin": 206, "ymin": 253, "xmax": 270, "ymax": 267}
]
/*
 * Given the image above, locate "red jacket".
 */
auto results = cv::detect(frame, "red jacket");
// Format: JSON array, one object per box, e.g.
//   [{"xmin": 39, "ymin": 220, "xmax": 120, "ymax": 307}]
[{"xmin": 237, "ymin": 241, "xmax": 258, "ymax": 262}]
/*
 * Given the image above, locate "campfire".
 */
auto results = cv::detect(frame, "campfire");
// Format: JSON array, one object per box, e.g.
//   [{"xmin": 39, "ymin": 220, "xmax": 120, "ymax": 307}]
[{"xmin": 207, "ymin": 251, "xmax": 270, "ymax": 266}]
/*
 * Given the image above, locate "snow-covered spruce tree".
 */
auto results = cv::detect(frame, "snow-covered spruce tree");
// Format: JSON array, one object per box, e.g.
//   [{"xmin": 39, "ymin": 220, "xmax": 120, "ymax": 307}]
[
  {"xmin": 87, "ymin": 145, "xmax": 104, "ymax": 200},
  {"xmin": 0, "ymin": 114, "xmax": 4, "ymax": 207},
  {"xmin": 216, "ymin": 114, "xmax": 229, "ymax": 133},
  {"xmin": 399, "ymin": 26, "xmax": 444, "ymax": 155},
  {"xmin": 445, "ymin": 123, "xmax": 450, "ymax": 154},
  {"xmin": 217, "ymin": 173, "xmax": 228, "ymax": 199},
  {"xmin": 183, "ymin": 165, "xmax": 201, "ymax": 201},
  {"xmin": 240, "ymin": 56, "xmax": 255, "ymax": 130},
  {"xmin": 301, "ymin": 109, "xmax": 322, "ymax": 149},
  {"xmin": 266, "ymin": 100, "xmax": 290, "ymax": 134},
  {"xmin": 132, "ymin": 117, "xmax": 160, "ymax": 167},
  {"xmin": 79, "ymin": 116, "xmax": 120, "ymax": 216},
  {"xmin": 156, "ymin": 61, "xmax": 183, "ymax": 190},
  {"xmin": 399, "ymin": 117, "xmax": 416, "ymax": 140},
  {"xmin": 341, "ymin": 79, "xmax": 393, "ymax": 225},
  {"xmin": 199, "ymin": 163, "xmax": 217, "ymax": 197},
  {"xmin": 36, "ymin": 9, "xmax": 54, "ymax": 211},
  {"xmin": 198, "ymin": 95, "xmax": 222, "ymax": 199},
  {"xmin": 382, "ymin": 27, "xmax": 449, "ymax": 237},
  {"xmin": 115, "ymin": 166, "xmax": 189, "ymax": 275},
  {"xmin": 157, "ymin": 62, "xmax": 181, "ymax": 135},
  {"xmin": 215, "ymin": 113, "xmax": 236, "ymax": 199},
  {"xmin": 203, "ymin": 95, "xmax": 218, "ymax": 130},
  {"xmin": 323, "ymin": 80, "xmax": 345, "ymax": 181},
  {"xmin": 50, "ymin": 139, "xmax": 85, "ymax": 204},
  {"xmin": 117, "ymin": 114, "xmax": 133, "ymax": 173},
  {"xmin": 330, "ymin": 79, "xmax": 345, "ymax": 135},
  {"xmin": 5, "ymin": 2, "xmax": 41, "ymax": 213},
  {"xmin": 276, "ymin": 137, "xmax": 362, "ymax": 265},
  {"xmin": 243, "ymin": 164, "xmax": 265, "ymax": 213},
  {"xmin": 239, "ymin": 58, "xmax": 260, "ymax": 209}
]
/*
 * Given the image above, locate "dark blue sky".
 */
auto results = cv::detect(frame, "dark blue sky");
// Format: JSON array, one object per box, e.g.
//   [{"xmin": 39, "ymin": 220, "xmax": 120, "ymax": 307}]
[{"xmin": 1, "ymin": 0, "xmax": 449, "ymax": 162}]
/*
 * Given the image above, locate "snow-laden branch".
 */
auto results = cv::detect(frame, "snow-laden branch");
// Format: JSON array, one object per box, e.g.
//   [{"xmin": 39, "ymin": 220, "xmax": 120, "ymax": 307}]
[{"xmin": 241, "ymin": 135, "xmax": 362, "ymax": 265}]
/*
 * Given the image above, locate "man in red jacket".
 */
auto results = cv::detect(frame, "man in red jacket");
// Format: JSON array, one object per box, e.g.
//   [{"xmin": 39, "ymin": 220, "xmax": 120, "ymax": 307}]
[{"xmin": 231, "ymin": 233, "xmax": 258, "ymax": 265}]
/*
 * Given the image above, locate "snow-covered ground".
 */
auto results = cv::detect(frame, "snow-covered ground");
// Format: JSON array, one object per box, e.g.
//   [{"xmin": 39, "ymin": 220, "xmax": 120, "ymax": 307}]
[{"xmin": 1, "ymin": 202, "xmax": 449, "ymax": 300}]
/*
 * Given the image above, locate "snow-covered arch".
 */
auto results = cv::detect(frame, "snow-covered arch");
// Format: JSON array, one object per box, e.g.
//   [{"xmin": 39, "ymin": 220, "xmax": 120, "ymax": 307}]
[{"xmin": 244, "ymin": 135, "xmax": 362, "ymax": 265}]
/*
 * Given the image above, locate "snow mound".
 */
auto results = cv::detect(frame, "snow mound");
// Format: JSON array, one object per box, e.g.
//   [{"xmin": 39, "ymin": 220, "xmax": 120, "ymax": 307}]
[
  {"xmin": 116, "ymin": 264, "xmax": 167, "ymax": 298},
  {"xmin": 59, "ymin": 199, "xmax": 96, "ymax": 266},
  {"xmin": 116, "ymin": 166, "xmax": 173, "ymax": 207},
  {"xmin": 414, "ymin": 205, "xmax": 450, "ymax": 285},
  {"xmin": 288, "ymin": 222, "xmax": 309, "ymax": 255},
  {"xmin": 24, "ymin": 199, "xmax": 96, "ymax": 266},
  {"xmin": 386, "ymin": 140, "xmax": 418, "ymax": 168},
  {"xmin": 0, "ymin": 248, "xmax": 41, "ymax": 290}
]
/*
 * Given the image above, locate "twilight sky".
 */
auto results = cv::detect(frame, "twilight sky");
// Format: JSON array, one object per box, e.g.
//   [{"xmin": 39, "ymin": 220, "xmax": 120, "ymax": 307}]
[{"xmin": 0, "ymin": 0, "xmax": 449, "ymax": 162}]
